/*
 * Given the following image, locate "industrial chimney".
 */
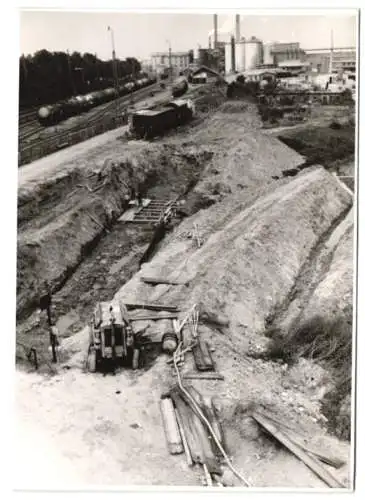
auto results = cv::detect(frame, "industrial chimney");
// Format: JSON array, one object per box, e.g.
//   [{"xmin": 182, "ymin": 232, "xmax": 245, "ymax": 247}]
[
  {"xmin": 214, "ymin": 14, "xmax": 218, "ymax": 49},
  {"xmin": 235, "ymin": 14, "xmax": 240, "ymax": 41},
  {"xmin": 231, "ymin": 36, "xmax": 236, "ymax": 73}
]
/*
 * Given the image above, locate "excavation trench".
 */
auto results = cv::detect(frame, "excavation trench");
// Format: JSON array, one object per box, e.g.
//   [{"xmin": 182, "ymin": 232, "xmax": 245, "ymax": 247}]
[
  {"xmin": 16, "ymin": 145, "xmax": 215, "ymax": 368},
  {"xmin": 16, "ymin": 100, "xmax": 355, "ymax": 488}
]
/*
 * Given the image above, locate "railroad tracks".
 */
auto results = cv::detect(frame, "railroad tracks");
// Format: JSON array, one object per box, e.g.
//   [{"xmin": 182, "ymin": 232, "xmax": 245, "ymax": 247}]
[{"xmin": 18, "ymin": 83, "xmax": 159, "ymax": 167}]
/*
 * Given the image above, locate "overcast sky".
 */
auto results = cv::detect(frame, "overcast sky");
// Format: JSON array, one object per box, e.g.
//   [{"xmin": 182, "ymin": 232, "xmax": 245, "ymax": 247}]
[{"xmin": 20, "ymin": 10, "xmax": 357, "ymax": 61}]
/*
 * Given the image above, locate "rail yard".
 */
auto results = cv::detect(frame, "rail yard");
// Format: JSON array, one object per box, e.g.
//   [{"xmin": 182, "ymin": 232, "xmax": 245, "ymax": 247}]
[{"xmin": 15, "ymin": 10, "xmax": 357, "ymax": 491}]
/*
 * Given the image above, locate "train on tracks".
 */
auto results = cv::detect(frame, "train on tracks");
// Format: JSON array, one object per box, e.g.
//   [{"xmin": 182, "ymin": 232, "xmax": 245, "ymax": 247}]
[
  {"xmin": 128, "ymin": 98, "xmax": 195, "ymax": 139},
  {"xmin": 171, "ymin": 76, "xmax": 188, "ymax": 98},
  {"xmin": 37, "ymin": 75, "xmax": 157, "ymax": 127}
]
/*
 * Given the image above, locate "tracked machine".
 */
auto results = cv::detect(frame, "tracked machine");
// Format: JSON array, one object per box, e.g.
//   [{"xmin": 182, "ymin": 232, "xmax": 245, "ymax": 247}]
[{"xmin": 86, "ymin": 300, "xmax": 140, "ymax": 372}]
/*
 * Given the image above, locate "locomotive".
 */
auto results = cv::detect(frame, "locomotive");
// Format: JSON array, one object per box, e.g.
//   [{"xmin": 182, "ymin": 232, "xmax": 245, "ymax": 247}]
[{"xmin": 37, "ymin": 76, "xmax": 157, "ymax": 127}]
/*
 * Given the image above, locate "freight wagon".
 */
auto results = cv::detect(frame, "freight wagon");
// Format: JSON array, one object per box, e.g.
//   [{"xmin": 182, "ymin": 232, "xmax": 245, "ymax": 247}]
[{"xmin": 129, "ymin": 99, "xmax": 195, "ymax": 139}]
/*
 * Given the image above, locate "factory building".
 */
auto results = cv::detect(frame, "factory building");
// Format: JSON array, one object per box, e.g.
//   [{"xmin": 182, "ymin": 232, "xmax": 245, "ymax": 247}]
[
  {"xmin": 198, "ymin": 42, "xmax": 225, "ymax": 73},
  {"xmin": 268, "ymin": 42, "xmax": 307, "ymax": 65},
  {"xmin": 305, "ymin": 49, "xmax": 356, "ymax": 74},
  {"xmin": 150, "ymin": 51, "xmax": 192, "ymax": 76},
  {"xmin": 225, "ymin": 36, "xmax": 263, "ymax": 74}
]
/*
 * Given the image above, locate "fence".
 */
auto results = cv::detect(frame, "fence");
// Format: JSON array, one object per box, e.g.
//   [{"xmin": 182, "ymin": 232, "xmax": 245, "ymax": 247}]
[
  {"xmin": 257, "ymin": 92, "xmax": 354, "ymax": 107},
  {"xmin": 19, "ymin": 114, "xmax": 129, "ymax": 166},
  {"xmin": 19, "ymin": 90, "xmax": 227, "ymax": 166}
]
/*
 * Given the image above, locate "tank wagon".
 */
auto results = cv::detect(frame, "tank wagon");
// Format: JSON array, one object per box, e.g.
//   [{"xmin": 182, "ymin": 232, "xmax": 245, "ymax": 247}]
[
  {"xmin": 37, "ymin": 75, "xmax": 157, "ymax": 127},
  {"xmin": 128, "ymin": 99, "xmax": 195, "ymax": 139},
  {"xmin": 172, "ymin": 77, "xmax": 188, "ymax": 98}
]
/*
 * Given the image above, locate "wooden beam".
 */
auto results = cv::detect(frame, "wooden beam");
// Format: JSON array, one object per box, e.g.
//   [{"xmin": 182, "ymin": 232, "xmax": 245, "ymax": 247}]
[
  {"xmin": 160, "ymin": 397, "xmax": 184, "ymax": 455},
  {"xmin": 192, "ymin": 340, "xmax": 214, "ymax": 371},
  {"xmin": 141, "ymin": 276, "xmax": 188, "ymax": 286},
  {"xmin": 175, "ymin": 407, "xmax": 193, "ymax": 466},
  {"xmin": 130, "ymin": 312, "xmax": 178, "ymax": 321},
  {"xmin": 255, "ymin": 409, "xmax": 345, "ymax": 469},
  {"xmin": 169, "ymin": 389, "xmax": 203, "ymax": 464},
  {"xmin": 182, "ymin": 372, "xmax": 224, "ymax": 381},
  {"xmin": 125, "ymin": 302, "xmax": 179, "ymax": 312},
  {"xmin": 252, "ymin": 412, "xmax": 344, "ymax": 488}
]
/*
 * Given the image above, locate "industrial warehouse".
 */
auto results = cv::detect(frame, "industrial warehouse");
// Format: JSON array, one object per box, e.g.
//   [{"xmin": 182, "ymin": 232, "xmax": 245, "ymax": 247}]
[{"xmin": 14, "ymin": 9, "xmax": 358, "ymax": 491}]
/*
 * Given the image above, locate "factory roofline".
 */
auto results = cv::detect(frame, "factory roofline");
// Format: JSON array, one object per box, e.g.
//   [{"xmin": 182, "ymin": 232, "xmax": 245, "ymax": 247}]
[
  {"xmin": 192, "ymin": 65, "xmax": 221, "ymax": 77},
  {"xmin": 151, "ymin": 51, "xmax": 190, "ymax": 56}
]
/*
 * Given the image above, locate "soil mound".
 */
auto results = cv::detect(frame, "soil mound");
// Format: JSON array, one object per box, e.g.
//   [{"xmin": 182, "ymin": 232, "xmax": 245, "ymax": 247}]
[{"xmin": 117, "ymin": 168, "xmax": 352, "ymax": 347}]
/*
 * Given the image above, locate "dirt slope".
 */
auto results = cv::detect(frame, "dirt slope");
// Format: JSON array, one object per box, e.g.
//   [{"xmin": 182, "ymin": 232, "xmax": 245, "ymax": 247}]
[
  {"xmin": 117, "ymin": 167, "xmax": 352, "ymax": 345},
  {"xmin": 15, "ymin": 167, "xmax": 353, "ymax": 488},
  {"xmin": 16, "ymin": 100, "xmax": 354, "ymax": 489},
  {"xmin": 16, "ymin": 100, "xmax": 304, "ymax": 323}
]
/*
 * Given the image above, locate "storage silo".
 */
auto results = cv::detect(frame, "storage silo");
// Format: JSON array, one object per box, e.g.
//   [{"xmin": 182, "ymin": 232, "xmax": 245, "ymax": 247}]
[
  {"xmin": 235, "ymin": 41, "xmax": 245, "ymax": 72},
  {"xmin": 263, "ymin": 42, "xmax": 274, "ymax": 65},
  {"xmin": 235, "ymin": 36, "xmax": 263, "ymax": 72},
  {"xmin": 243, "ymin": 37, "xmax": 263, "ymax": 70}
]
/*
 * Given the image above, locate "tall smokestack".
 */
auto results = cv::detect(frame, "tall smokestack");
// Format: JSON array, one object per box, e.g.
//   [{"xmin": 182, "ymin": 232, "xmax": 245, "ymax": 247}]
[
  {"xmin": 235, "ymin": 14, "xmax": 240, "ymax": 41},
  {"xmin": 214, "ymin": 14, "xmax": 218, "ymax": 49},
  {"xmin": 231, "ymin": 36, "xmax": 236, "ymax": 73}
]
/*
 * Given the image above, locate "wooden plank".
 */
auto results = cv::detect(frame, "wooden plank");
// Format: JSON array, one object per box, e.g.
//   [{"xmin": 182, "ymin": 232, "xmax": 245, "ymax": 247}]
[
  {"xmin": 179, "ymin": 385, "xmax": 221, "ymax": 475},
  {"xmin": 283, "ymin": 432, "xmax": 346, "ymax": 470},
  {"xmin": 192, "ymin": 342, "xmax": 206, "ymax": 371},
  {"xmin": 182, "ymin": 372, "xmax": 225, "ymax": 381},
  {"xmin": 192, "ymin": 340, "xmax": 214, "ymax": 371},
  {"xmin": 203, "ymin": 396, "xmax": 225, "ymax": 455},
  {"xmin": 189, "ymin": 398, "xmax": 221, "ymax": 475},
  {"xmin": 129, "ymin": 312, "xmax": 178, "ymax": 321},
  {"xmin": 210, "ymin": 397, "xmax": 227, "ymax": 451},
  {"xmin": 118, "ymin": 208, "xmax": 139, "ymax": 222},
  {"xmin": 160, "ymin": 397, "xmax": 184, "ymax": 455},
  {"xmin": 255, "ymin": 409, "xmax": 345, "ymax": 469},
  {"xmin": 133, "ymin": 222, "xmax": 160, "ymax": 225},
  {"xmin": 252, "ymin": 412, "xmax": 344, "ymax": 488},
  {"xmin": 169, "ymin": 389, "xmax": 203, "ymax": 464},
  {"xmin": 175, "ymin": 408, "xmax": 193, "ymax": 466},
  {"xmin": 141, "ymin": 276, "xmax": 188, "ymax": 286},
  {"xmin": 125, "ymin": 302, "xmax": 179, "ymax": 312},
  {"xmin": 200, "ymin": 340, "xmax": 215, "ymax": 368}
]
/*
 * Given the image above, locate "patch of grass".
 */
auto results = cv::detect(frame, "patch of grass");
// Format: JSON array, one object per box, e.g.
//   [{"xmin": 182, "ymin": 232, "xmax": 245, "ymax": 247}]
[
  {"xmin": 261, "ymin": 314, "xmax": 353, "ymax": 440},
  {"xmin": 278, "ymin": 123, "xmax": 355, "ymax": 168}
]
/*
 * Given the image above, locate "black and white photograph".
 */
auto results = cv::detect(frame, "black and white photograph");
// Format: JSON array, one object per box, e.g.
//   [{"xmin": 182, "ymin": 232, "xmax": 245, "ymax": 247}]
[{"xmin": 8, "ymin": 2, "xmax": 361, "ymax": 493}]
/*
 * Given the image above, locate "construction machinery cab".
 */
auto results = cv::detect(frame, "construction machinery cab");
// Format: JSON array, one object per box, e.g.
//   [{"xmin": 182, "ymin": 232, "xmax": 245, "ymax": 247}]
[{"xmin": 87, "ymin": 300, "xmax": 139, "ymax": 372}]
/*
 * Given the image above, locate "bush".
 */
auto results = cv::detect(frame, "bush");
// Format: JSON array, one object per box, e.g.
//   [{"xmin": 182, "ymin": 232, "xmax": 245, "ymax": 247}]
[{"xmin": 261, "ymin": 314, "xmax": 353, "ymax": 440}]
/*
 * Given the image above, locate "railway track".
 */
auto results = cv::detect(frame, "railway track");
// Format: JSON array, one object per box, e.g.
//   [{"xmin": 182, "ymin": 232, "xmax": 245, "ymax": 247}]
[
  {"xmin": 19, "ymin": 119, "xmax": 43, "ymax": 142},
  {"xmin": 18, "ymin": 83, "xmax": 161, "ymax": 166},
  {"xmin": 19, "ymin": 108, "xmax": 38, "ymax": 126}
]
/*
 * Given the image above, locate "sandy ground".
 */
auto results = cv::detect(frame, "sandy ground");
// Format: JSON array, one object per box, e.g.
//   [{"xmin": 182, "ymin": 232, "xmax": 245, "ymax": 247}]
[{"xmin": 15, "ymin": 100, "xmax": 354, "ymax": 489}]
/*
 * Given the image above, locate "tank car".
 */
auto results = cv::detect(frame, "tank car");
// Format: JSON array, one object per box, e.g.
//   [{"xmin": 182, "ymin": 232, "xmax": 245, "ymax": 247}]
[{"xmin": 37, "ymin": 104, "xmax": 65, "ymax": 126}]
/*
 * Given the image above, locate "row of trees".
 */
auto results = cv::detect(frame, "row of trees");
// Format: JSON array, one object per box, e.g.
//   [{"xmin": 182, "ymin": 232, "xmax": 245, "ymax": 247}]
[{"xmin": 19, "ymin": 50, "xmax": 141, "ymax": 108}]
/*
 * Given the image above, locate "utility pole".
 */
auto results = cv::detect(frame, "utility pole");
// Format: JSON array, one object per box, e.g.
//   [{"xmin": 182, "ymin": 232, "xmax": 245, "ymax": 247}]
[
  {"xmin": 329, "ymin": 29, "xmax": 334, "ymax": 74},
  {"xmin": 67, "ymin": 49, "xmax": 76, "ymax": 96},
  {"xmin": 108, "ymin": 25, "xmax": 120, "ymax": 120},
  {"xmin": 166, "ymin": 39, "xmax": 173, "ymax": 84}
]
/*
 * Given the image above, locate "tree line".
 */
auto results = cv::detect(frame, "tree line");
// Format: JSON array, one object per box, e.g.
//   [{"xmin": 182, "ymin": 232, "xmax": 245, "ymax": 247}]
[{"xmin": 19, "ymin": 50, "xmax": 142, "ymax": 108}]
